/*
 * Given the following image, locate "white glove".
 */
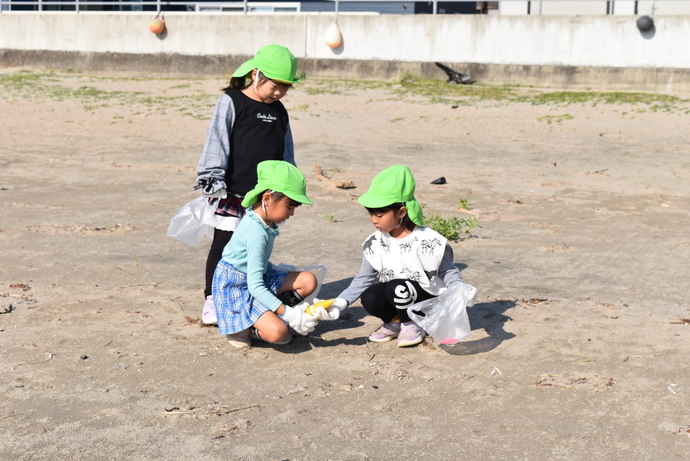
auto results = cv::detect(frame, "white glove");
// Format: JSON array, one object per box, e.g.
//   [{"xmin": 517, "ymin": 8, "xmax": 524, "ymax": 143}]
[
  {"xmin": 280, "ymin": 302, "xmax": 317, "ymax": 336},
  {"xmin": 332, "ymin": 298, "xmax": 349, "ymax": 311},
  {"xmin": 199, "ymin": 179, "xmax": 228, "ymax": 199},
  {"xmin": 309, "ymin": 298, "xmax": 344, "ymax": 321},
  {"xmin": 208, "ymin": 188, "xmax": 227, "ymax": 199}
]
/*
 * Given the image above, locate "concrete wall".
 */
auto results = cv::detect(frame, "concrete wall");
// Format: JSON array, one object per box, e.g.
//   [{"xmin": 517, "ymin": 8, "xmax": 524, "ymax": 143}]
[{"xmin": 1, "ymin": 12, "xmax": 689, "ymax": 92}]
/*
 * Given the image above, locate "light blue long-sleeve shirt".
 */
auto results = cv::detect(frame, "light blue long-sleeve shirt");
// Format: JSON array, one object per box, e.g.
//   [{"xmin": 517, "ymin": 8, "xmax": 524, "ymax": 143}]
[{"xmin": 221, "ymin": 209, "xmax": 282, "ymax": 311}]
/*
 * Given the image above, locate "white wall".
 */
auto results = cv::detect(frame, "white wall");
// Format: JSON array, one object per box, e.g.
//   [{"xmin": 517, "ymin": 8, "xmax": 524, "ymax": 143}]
[
  {"xmin": 311, "ymin": 14, "xmax": 688, "ymax": 68},
  {"xmin": 0, "ymin": 12, "xmax": 688, "ymax": 69}
]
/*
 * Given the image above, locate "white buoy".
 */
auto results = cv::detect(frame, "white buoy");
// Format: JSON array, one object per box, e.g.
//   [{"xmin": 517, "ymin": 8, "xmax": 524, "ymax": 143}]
[{"xmin": 325, "ymin": 22, "xmax": 342, "ymax": 48}]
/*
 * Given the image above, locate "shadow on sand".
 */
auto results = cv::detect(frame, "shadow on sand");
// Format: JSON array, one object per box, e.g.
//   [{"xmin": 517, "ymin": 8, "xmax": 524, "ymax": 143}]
[
  {"xmin": 254, "ymin": 277, "xmax": 517, "ymax": 355},
  {"xmin": 439, "ymin": 299, "xmax": 517, "ymax": 356}
]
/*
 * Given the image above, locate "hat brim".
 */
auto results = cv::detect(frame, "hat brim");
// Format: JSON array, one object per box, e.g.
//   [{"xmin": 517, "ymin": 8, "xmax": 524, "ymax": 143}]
[
  {"xmin": 358, "ymin": 192, "xmax": 397, "ymax": 209},
  {"xmin": 241, "ymin": 188, "xmax": 262, "ymax": 208},
  {"xmin": 231, "ymin": 60, "xmax": 256, "ymax": 79},
  {"xmin": 270, "ymin": 76, "xmax": 301, "ymax": 84},
  {"xmin": 241, "ymin": 189, "xmax": 312, "ymax": 208},
  {"xmin": 231, "ymin": 60, "xmax": 300, "ymax": 84},
  {"xmin": 284, "ymin": 192, "xmax": 312, "ymax": 206}
]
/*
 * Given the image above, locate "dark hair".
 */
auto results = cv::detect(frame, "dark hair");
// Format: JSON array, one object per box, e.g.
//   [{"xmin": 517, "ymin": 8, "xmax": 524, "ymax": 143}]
[
  {"xmin": 250, "ymin": 191, "xmax": 302, "ymax": 210},
  {"xmin": 222, "ymin": 71, "xmax": 291, "ymax": 92},
  {"xmin": 365, "ymin": 202, "xmax": 416, "ymax": 231},
  {"xmin": 222, "ymin": 75, "xmax": 251, "ymax": 92}
]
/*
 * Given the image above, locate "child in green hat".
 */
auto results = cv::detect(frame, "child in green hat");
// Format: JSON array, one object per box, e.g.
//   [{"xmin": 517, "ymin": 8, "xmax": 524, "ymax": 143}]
[
  {"xmin": 195, "ymin": 44, "xmax": 302, "ymax": 325},
  {"xmin": 212, "ymin": 161, "xmax": 321, "ymax": 347},
  {"xmin": 325, "ymin": 165, "xmax": 477, "ymax": 347}
]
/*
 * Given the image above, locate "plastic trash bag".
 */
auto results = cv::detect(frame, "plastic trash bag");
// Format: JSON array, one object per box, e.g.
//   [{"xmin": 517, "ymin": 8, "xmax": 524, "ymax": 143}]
[
  {"xmin": 273, "ymin": 263, "xmax": 327, "ymax": 305},
  {"xmin": 407, "ymin": 282, "xmax": 477, "ymax": 345},
  {"xmin": 167, "ymin": 196, "xmax": 217, "ymax": 246}
]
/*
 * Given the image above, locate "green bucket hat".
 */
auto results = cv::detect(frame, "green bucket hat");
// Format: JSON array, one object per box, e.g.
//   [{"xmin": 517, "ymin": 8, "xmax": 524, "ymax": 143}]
[
  {"xmin": 231, "ymin": 44, "xmax": 300, "ymax": 84},
  {"xmin": 358, "ymin": 165, "xmax": 424, "ymax": 226},
  {"xmin": 241, "ymin": 161, "xmax": 312, "ymax": 208}
]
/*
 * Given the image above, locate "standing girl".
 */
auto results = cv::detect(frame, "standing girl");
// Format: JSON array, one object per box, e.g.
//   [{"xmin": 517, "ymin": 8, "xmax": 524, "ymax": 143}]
[
  {"xmin": 196, "ymin": 44, "xmax": 300, "ymax": 324},
  {"xmin": 213, "ymin": 160, "xmax": 319, "ymax": 347},
  {"xmin": 329, "ymin": 165, "xmax": 476, "ymax": 347}
]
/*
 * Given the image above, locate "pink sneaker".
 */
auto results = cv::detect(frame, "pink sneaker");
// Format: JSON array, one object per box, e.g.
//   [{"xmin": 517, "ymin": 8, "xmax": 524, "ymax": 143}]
[
  {"xmin": 368, "ymin": 321, "xmax": 402, "ymax": 343},
  {"xmin": 397, "ymin": 321, "xmax": 425, "ymax": 347},
  {"xmin": 202, "ymin": 295, "xmax": 217, "ymax": 325}
]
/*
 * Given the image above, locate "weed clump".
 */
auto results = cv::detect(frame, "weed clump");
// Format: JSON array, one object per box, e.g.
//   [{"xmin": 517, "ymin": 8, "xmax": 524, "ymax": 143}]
[{"xmin": 425, "ymin": 214, "xmax": 480, "ymax": 241}]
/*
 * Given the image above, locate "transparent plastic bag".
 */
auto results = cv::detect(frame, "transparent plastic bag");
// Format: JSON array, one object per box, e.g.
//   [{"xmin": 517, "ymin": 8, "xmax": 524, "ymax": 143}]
[
  {"xmin": 407, "ymin": 282, "xmax": 477, "ymax": 345},
  {"xmin": 166, "ymin": 196, "xmax": 217, "ymax": 246},
  {"xmin": 273, "ymin": 263, "xmax": 327, "ymax": 304}
]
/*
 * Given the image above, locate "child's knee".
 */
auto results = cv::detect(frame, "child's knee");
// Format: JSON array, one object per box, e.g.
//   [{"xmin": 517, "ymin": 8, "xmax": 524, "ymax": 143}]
[
  {"xmin": 259, "ymin": 320, "xmax": 288, "ymax": 343},
  {"xmin": 300, "ymin": 271, "xmax": 317, "ymax": 295}
]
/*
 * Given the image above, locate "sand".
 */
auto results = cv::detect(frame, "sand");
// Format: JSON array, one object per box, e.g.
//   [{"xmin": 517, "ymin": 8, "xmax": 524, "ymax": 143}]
[{"xmin": 1, "ymin": 71, "xmax": 689, "ymax": 460}]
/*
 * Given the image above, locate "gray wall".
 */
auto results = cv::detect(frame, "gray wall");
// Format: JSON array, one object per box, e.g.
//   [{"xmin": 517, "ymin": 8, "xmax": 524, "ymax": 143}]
[{"xmin": 1, "ymin": 13, "xmax": 688, "ymax": 92}]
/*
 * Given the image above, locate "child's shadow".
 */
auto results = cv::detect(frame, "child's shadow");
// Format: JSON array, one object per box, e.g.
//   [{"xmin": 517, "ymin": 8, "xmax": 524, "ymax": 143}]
[
  {"xmin": 268, "ymin": 277, "xmax": 517, "ymax": 354},
  {"xmin": 439, "ymin": 299, "xmax": 517, "ymax": 356},
  {"xmin": 310, "ymin": 278, "xmax": 370, "ymax": 345},
  {"xmin": 267, "ymin": 278, "xmax": 371, "ymax": 352}
]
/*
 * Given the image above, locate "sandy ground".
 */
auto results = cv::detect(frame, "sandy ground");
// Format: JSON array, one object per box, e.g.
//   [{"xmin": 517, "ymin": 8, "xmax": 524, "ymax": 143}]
[{"xmin": 1, "ymin": 71, "xmax": 690, "ymax": 460}]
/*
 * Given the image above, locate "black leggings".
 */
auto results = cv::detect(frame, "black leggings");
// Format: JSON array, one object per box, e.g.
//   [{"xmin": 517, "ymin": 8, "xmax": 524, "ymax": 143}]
[
  {"xmin": 360, "ymin": 279, "xmax": 435, "ymax": 323},
  {"xmin": 205, "ymin": 228, "xmax": 233, "ymax": 298}
]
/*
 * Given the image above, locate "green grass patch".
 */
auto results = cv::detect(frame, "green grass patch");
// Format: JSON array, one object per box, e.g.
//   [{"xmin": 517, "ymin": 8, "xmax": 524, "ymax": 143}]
[
  {"xmin": 425, "ymin": 214, "xmax": 480, "ymax": 241},
  {"xmin": 0, "ymin": 71, "xmax": 217, "ymax": 119},
  {"xmin": 456, "ymin": 198, "xmax": 471, "ymax": 210},
  {"xmin": 1, "ymin": 70, "xmax": 688, "ymax": 118},
  {"xmin": 537, "ymin": 113, "xmax": 574, "ymax": 124}
]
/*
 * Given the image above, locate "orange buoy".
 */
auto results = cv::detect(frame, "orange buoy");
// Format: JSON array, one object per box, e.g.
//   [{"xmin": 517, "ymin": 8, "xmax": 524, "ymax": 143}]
[
  {"xmin": 149, "ymin": 18, "xmax": 165, "ymax": 34},
  {"xmin": 149, "ymin": 12, "xmax": 165, "ymax": 35}
]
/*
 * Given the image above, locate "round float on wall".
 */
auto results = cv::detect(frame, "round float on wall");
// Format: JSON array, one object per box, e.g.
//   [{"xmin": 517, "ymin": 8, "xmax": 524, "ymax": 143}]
[
  {"xmin": 325, "ymin": 22, "xmax": 342, "ymax": 48},
  {"xmin": 149, "ymin": 13, "xmax": 166, "ymax": 35},
  {"xmin": 636, "ymin": 15, "xmax": 654, "ymax": 32}
]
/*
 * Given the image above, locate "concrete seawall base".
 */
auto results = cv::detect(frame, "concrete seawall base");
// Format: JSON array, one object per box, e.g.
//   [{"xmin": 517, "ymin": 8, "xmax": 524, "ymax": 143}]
[{"xmin": 2, "ymin": 49, "xmax": 688, "ymax": 94}]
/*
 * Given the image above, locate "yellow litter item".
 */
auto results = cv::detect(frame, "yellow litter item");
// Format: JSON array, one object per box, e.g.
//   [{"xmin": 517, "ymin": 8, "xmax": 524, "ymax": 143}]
[{"xmin": 305, "ymin": 299, "xmax": 334, "ymax": 316}]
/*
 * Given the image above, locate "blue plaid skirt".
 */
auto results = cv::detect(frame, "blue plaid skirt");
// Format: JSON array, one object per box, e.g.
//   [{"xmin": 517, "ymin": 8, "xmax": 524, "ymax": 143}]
[{"xmin": 212, "ymin": 259, "xmax": 288, "ymax": 335}]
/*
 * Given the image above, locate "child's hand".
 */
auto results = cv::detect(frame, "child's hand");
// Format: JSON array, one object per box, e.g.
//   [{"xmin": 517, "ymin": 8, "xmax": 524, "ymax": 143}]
[
  {"xmin": 281, "ymin": 302, "xmax": 317, "ymax": 335},
  {"xmin": 199, "ymin": 179, "xmax": 227, "ymax": 199},
  {"xmin": 309, "ymin": 298, "xmax": 345, "ymax": 321},
  {"xmin": 207, "ymin": 188, "xmax": 227, "ymax": 199},
  {"xmin": 453, "ymin": 282, "xmax": 478, "ymax": 307},
  {"xmin": 332, "ymin": 298, "xmax": 349, "ymax": 311}
]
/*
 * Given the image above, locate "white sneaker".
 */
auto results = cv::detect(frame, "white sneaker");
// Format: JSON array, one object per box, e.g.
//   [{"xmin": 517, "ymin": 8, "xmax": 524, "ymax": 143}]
[
  {"xmin": 202, "ymin": 295, "xmax": 217, "ymax": 325},
  {"xmin": 227, "ymin": 329, "xmax": 251, "ymax": 348}
]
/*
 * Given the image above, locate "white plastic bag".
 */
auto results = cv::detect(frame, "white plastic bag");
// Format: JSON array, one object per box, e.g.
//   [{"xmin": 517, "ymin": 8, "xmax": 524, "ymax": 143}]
[
  {"xmin": 303, "ymin": 265, "xmax": 328, "ymax": 304},
  {"xmin": 273, "ymin": 263, "xmax": 327, "ymax": 304},
  {"xmin": 166, "ymin": 196, "xmax": 217, "ymax": 246},
  {"xmin": 407, "ymin": 282, "xmax": 477, "ymax": 345}
]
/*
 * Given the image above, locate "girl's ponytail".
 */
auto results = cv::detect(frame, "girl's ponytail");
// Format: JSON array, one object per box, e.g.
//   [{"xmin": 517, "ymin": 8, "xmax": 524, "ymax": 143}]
[
  {"xmin": 222, "ymin": 70, "xmax": 273, "ymax": 92},
  {"xmin": 222, "ymin": 75, "xmax": 251, "ymax": 92}
]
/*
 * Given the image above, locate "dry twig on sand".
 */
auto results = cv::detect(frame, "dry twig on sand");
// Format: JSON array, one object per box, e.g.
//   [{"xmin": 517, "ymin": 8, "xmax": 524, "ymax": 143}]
[
  {"xmin": 669, "ymin": 318, "xmax": 690, "ymax": 324},
  {"xmin": 13, "ymin": 353, "xmax": 54, "ymax": 370},
  {"xmin": 159, "ymin": 404, "xmax": 260, "ymax": 418},
  {"xmin": 314, "ymin": 164, "xmax": 356, "ymax": 189}
]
